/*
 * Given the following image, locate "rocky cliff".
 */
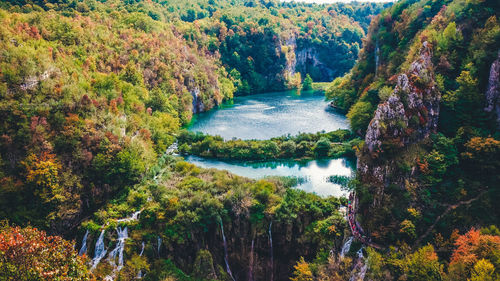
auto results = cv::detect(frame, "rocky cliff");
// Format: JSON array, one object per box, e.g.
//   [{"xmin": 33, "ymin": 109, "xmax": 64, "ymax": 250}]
[{"xmin": 356, "ymin": 42, "xmax": 440, "ymax": 236}]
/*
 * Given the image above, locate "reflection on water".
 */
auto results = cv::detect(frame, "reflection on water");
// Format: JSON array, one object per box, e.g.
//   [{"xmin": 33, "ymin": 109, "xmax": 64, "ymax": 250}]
[
  {"xmin": 185, "ymin": 156, "xmax": 354, "ymax": 197},
  {"xmin": 188, "ymin": 90, "xmax": 349, "ymax": 140}
]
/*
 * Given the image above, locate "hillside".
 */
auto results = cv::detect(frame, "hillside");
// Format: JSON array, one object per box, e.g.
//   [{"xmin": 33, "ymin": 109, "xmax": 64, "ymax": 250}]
[
  {"xmin": 0, "ymin": 0, "xmax": 386, "ymax": 233},
  {"xmin": 0, "ymin": 1, "xmax": 385, "ymax": 280},
  {"xmin": 0, "ymin": 0, "xmax": 499, "ymax": 280},
  {"xmin": 320, "ymin": 0, "xmax": 500, "ymax": 280}
]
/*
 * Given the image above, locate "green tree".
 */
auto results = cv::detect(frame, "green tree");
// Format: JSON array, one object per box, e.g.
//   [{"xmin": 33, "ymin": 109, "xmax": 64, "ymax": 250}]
[
  {"xmin": 314, "ymin": 137, "xmax": 331, "ymax": 157},
  {"xmin": 469, "ymin": 259, "xmax": 496, "ymax": 281},
  {"xmin": 403, "ymin": 245, "xmax": 443, "ymax": 281},
  {"xmin": 347, "ymin": 101, "xmax": 373, "ymax": 135},
  {"xmin": 302, "ymin": 74, "xmax": 313, "ymax": 90}
]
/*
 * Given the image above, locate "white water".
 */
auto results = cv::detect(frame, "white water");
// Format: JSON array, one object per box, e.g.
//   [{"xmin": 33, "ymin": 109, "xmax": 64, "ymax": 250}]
[
  {"xmin": 340, "ymin": 237, "xmax": 354, "ymax": 258},
  {"xmin": 116, "ymin": 210, "xmax": 142, "ymax": 223},
  {"xmin": 91, "ymin": 230, "xmax": 107, "ymax": 270},
  {"xmin": 248, "ymin": 238, "xmax": 255, "ymax": 281},
  {"xmin": 157, "ymin": 236, "xmax": 162, "ymax": 256},
  {"xmin": 219, "ymin": 218, "xmax": 236, "ymax": 281},
  {"xmin": 79, "ymin": 230, "xmax": 89, "ymax": 256},
  {"xmin": 268, "ymin": 221, "xmax": 274, "ymax": 281},
  {"xmin": 136, "ymin": 241, "xmax": 146, "ymax": 279},
  {"xmin": 139, "ymin": 241, "xmax": 145, "ymax": 256},
  {"xmin": 166, "ymin": 142, "xmax": 178, "ymax": 155},
  {"xmin": 108, "ymin": 227, "xmax": 128, "ymax": 271}
]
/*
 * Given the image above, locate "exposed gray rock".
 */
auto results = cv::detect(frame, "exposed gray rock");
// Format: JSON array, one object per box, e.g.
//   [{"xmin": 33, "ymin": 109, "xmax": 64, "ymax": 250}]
[
  {"xmin": 358, "ymin": 42, "xmax": 440, "ymax": 207},
  {"xmin": 295, "ymin": 47, "xmax": 335, "ymax": 81},
  {"xmin": 484, "ymin": 50, "xmax": 500, "ymax": 129},
  {"xmin": 364, "ymin": 42, "xmax": 439, "ymax": 155},
  {"xmin": 20, "ymin": 67, "xmax": 56, "ymax": 90}
]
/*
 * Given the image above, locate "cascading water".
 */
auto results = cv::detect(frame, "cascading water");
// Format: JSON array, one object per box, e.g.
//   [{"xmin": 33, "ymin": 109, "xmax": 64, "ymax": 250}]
[
  {"xmin": 268, "ymin": 221, "xmax": 274, "ymax": 281},
  {"xmin": 166, "ymin": 142, "xmax": 178, "ymax": 155},
  {"xmin": 91, "ymin": 230, "xmax": 107, "ymax": 270},
  {"xmin": 248, "ymin": 238, "xmax": 255, "ymax": 281},
  {"xmin": 107, "ymin": 227, "xmax": 128, "ymax": 271},
  {"xmin": 139, "ymin": 241, "xmax": 145, "ymax": 256},
  {"xmin": 116, "ymin": 210, "xmax": 142, "ymax": 223},
  {"xmin": 79, "ymin": 230, "xmax": 89, "ymax": 256},
  {"xmin": 157, "ymin": 236, "xmax": 162, "ymax": 256},
  {"xmin": 219, "ymin": 218, "xmax": 235, "ymax": 281},
  {"xmin": 137, "ymin": 242, "xmax": 146, "ymax": 279},
  {"xmin": 340, "ymin": 236, "xmax": 354, "ymax": 258}
]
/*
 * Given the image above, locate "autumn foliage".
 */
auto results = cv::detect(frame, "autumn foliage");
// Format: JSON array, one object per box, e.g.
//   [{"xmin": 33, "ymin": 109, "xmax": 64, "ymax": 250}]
[
  {"xmin": 448, "ymin": 228, "xmax": 500, "ymax": 280},
  {"xmin": 0, "ymin": 225, "xmax": 93, "ymax": 280}
]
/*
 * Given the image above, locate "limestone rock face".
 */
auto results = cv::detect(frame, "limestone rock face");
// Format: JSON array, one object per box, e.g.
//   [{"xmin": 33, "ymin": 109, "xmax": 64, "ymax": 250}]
[
  {"xmin": 364, "ymin": 42, "xmax": 439, "ymax": 155},
  {"xmin": 358, "ymin": 42, "xmax": 440, "ymax": 205},
  {"xmin": 485, "ymin": 50, "xmax": 500, "ymax": 129}
]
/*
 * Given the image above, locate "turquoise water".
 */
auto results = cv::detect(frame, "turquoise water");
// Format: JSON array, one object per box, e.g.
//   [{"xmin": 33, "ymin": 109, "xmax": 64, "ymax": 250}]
[
  {"xmin": 185, "ymin": 90, "xmax": 353, "ymax": 197},
  {"xmin": 185, "ymin": 156, "xmax": 354, "ymax": 197},
  {"xmin": 188, "ymin": 90, "xmax": 349, "ymax": 140}
]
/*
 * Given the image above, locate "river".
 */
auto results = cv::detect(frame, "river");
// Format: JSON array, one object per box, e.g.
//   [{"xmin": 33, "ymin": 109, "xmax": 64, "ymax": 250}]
[{"xmin": 185, "ymin": 89, "xmax": 353, "ymax": 197}]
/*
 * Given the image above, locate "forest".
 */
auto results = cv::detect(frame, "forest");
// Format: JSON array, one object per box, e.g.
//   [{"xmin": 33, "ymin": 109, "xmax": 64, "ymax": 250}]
[{"xmin": 0, "ymin": 0, "xmax": 499, "ymax": 280}]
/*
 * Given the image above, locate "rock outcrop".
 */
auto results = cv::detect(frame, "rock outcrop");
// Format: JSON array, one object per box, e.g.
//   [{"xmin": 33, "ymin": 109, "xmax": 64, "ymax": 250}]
[
  {"xmin": 358, "ymin": 41, "xmax": 440, "ymax": 206},
  {"xmin": 484, "ymin": 50, "xmax": 500, "ymax": 129}
]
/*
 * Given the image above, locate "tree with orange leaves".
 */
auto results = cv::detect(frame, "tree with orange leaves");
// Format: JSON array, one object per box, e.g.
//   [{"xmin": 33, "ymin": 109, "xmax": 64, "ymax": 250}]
[
  {"xmin": 447, "ymin": 228, "xmax": 500, "ymax": 280},
  {"xmin": 0, "ymin": 224, "xmax": 93, "ymax": 280}
]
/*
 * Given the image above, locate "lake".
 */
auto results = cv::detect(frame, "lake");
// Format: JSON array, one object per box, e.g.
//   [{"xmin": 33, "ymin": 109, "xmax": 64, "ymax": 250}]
[
  {"xmin": 185, "ymin": 90, "xmax": 353, "ymax": 197},
  {"xmin": 188, "ymin": 90, "xmax": 349, "ymax": 140},
  {"xmin": 185, "ymin": 156, "xmax": 354, "ymax": 197}
]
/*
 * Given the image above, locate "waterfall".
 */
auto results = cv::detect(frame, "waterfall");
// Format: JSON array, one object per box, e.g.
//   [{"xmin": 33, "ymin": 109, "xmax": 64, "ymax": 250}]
[
  {"xmin": 139, "ymin": 241, "xmax": 145, "ymax": 256},
  {"xmin": 268, "ymin": 221, "xmax": 274, "ymax": 281},
  {"xmin": 137, "ymin": 242, "xmax": 145, "ymax": 279},
  {"xmin": 340, "ymin": 237, "xmax": 354, "ymax": 258},
  {"xmin": 166, "ymin": 142, "xmax": 178, "ymax": 155},
  {"xmin": 219, "ymin": 218, "xmax": 235, "ymax": 281},
  {"xmin": 248, "ymin": 238, "xmax": 255, "ymax": 281},
  {"xmin": 157, "ymin": 236, "xmax": 162, "ymax": 256},
  {"xmin": 91, "ymin": 230, "xmax": 107, "ymax": 270},
  {"xmin": 116, "ymin": 210, "xmax": 142, "ymax": 223},
  {"xmin": 107, "ymin": 227, "xmax": 128, "ymax": 271},
  {"xmin": 79, "ymin": 230, "xmax": 89, "ymax": 256}
]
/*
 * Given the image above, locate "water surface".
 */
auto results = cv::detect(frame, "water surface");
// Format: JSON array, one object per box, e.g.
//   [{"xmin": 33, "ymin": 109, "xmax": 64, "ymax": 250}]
[
  {"xmin": 186, "ymin": 156, "xmax": 354, "ymax": 197},
  {"xmin": 188, "ymin": 90, "xmax": 349, "ymax": 140}
]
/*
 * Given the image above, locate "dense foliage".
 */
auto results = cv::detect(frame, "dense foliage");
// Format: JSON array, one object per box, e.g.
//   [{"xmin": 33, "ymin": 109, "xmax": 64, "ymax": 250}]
[
  {"xmin": 1, "ymin": 0, "xmax": 499, "ymax": 280},
  {"xmin": 0, "ymin": 224, "xmax": 93, "ymax": 280},
  {"xmin": 294, "ymin": 226, "xmax": 500, "ymax": 281},
  {"xmin": 0, "ymin": 0, "xmax": 385, "ymax": 235},
  {"xmin": 315, "ymin": 0, "xmax": 500, "ymax": 280},
  {"xmin": 1, "ymin": 0, "xmax": 388, "ymax": 95},
  {"xmin": 177, "ymin": 129, "xmax": 361, "ymax": 160},
  {"xmin": 81, "ymin": 155, "xmax": 347, "ymax": 280}
]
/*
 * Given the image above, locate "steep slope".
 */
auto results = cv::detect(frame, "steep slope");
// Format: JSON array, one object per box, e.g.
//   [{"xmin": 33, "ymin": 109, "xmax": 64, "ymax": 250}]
[
  {"xmin": 0, "ymin": 0, "xmax": 387, "ymax": 234},
  {"xmin": 318, "ymin": 0, "xmax": 500, "ymax": 280},
  {"xmin": 354, "ymin": 0, "xmax": 500, "ymax": 246},
  {"xmin": 280, "ymin": 1, "xmax": 500, "ymax": 280},
  {"xmin": 0, "ymin": 7, "xmax": 229, "ymax": 233}
]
